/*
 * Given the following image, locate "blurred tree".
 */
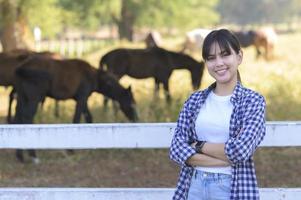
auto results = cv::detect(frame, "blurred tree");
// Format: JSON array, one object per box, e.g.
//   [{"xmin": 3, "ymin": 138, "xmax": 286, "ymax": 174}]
[
  {"xmin": 58, "ymin": 0, "xmax": 219, "ymax": 41},
  {"xmin": 0, "ymin": 0, "xmax": 220, "ymax": 47},
  {"xmin": 0, "ymin": 0, "xmax": 17, "ymax": 51},
  {"xmin": 218, "ymin": 0, "xmax": 301, "ymax": 26},
  {"xmin": 0, "ymin": 0, "xmax": 63, "ymax": 51}
]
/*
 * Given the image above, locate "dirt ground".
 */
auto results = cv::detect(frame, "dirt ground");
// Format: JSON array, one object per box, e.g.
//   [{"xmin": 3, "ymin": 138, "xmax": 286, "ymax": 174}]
[{"xmin": 1, "ymin": 147, "xmax": 301, "ymax": 188}]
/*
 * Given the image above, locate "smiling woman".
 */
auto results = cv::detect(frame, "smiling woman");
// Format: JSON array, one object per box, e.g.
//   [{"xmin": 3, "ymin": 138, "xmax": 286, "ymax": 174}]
[{"xmin": 170, "ymin": 29, "xmax": 266, "ymax": 200}]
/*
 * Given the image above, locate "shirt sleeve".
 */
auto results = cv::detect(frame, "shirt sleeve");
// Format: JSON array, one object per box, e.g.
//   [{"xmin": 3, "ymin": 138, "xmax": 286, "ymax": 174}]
[
  {"xmin": 169, "ymin": 96, "xmax": 197, "ymax": 166},
  {"xmin": 225, "ymin": 95, "xmax": 266, "ymax": 165}
]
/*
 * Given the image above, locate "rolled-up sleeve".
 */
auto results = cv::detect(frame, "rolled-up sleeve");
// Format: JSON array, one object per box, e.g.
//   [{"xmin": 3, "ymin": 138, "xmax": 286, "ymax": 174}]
[
  {"xmin": 170, "ymin": 97, "xmax": 197, "ymax": 166},
  {"xmin": 225, "ymin": 95, "xmax": 266, "ymax": 164}
]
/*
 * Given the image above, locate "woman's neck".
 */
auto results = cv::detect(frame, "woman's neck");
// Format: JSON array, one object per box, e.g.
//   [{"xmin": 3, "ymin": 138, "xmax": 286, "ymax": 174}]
[{"xmin": 214, "ymin": 79, "xmax": 237, "ymax": 96}]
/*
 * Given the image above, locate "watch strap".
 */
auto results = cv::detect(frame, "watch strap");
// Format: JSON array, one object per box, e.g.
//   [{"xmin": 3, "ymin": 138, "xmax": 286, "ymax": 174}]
[{"xmin": 195, "ymin": 141, "xmax": 206, "ymax": 153}]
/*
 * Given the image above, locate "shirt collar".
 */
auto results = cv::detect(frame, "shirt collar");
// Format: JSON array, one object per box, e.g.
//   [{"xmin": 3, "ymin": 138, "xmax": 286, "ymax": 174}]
[{"xmin": 204, "ymin": 81, "xmax": 244, "ymax": 106}]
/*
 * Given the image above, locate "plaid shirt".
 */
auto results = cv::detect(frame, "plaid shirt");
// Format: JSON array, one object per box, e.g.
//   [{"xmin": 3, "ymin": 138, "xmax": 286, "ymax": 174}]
[{"xmin": 170, "ymin": 82, "xmax": 266, "ymax": 200}]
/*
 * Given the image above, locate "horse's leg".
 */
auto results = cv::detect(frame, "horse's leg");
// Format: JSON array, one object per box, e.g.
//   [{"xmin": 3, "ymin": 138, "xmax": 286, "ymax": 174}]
[
  {"xmin": 265, "ymin": 40, "xmax": 270, "ymax": 60},
  {"xmin": 255, "ymin": 45, "xmax": 262, "ymax": 59},
  {"xmin": 14, "ymin": 94, "xmax": 41, "ymax": 163},
  {"xmin": 7, "ymin": 88, "xmax": 16, "ymax": 123},
  {"xmin": 15, "ymin": 150, "xmax": 24, "ymax": 163},
  {"xmin": 83, "ymin": 101, "xmax": 92, "ymax": 123},
  {"xmin": 103, "ymin": 97, "xmax": 109, "ymax": 108},
  {"xmin": 163, "ymin": 80, "xmax": 171, "ymax": 102},
  {"xmin": 14, "ymin": 92, "xmax": 26, "ymax": 163},
  {"xmin": 153, "ymin": 78, "xmax": 160, "ymax": 99},
  {"xmin": 68, "ymin": 98, "xmax": 88, "ymax": 156},
  {"xmin": 24, "ymin": 100, "xmax": 41, "ymax": 164},
  {"xmin": 112, "ymin": 100, "xmax": 119, "ymax": 119},
  {"xmin": 73, "ymin": 98, "xmax": 86, "ymax": 123},
  {"xmin": 28, "ymin": 150, "xmax": 39, "ymax": 164},
  {"xmin": 54, "ymin": 100, "xmax": 60, "ymax": 118},
  {"xmin": 73, "ymin": 103, "xmax": 82, "ymax": 123}
]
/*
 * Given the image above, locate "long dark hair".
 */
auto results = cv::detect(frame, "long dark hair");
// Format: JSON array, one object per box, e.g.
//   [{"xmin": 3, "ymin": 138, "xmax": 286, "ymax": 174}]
[{"xmin": 202, "ymin": 29, "xmax": 242, "ymax": 82}]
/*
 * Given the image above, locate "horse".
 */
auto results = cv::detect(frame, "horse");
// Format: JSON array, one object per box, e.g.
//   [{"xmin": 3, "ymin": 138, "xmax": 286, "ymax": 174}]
[
  {"xmin": 0, "ymin": 49, "xmax": 62, "ymax": 123},
  {"xmin": 13, "ymin": 56, "xmax": 138, "ymax": 163},
  {"xmin": 233, "ymin": 27, "xmax": 277, "ymax": 60},
  {"xmin": 99, "ymin": 47, "xmax": 205, "ymax": 102},
  {"xmin": 182, "ymin": 28, "xmax": 211, "ymax": 53},
  {"xmin": 144, "ymin": 31, "xmax": 162, "ymax": 48}
]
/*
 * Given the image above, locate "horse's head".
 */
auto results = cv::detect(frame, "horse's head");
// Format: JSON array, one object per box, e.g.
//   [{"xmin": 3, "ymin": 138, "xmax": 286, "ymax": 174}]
[
  {"xmin": 118, "ymin": 86, "xmax": 138, "ymax": 122},
  {"xmin": 191, "ymin": 61, "xmax": 205, "ymax": 90},
  {"xmin": 97, "ymin": 70, "xmax": 138, "ymax": 122}
]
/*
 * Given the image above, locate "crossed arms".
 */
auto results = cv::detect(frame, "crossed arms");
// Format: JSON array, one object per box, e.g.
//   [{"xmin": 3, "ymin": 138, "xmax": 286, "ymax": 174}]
[{"xmin": 186, "ymin": 142, "xmax": 230, "ymax": 167}]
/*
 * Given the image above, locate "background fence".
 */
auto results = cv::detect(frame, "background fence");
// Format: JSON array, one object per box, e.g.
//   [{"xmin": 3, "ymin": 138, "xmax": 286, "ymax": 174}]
[{"xmin": 0, "ymin": 122, "xmax": 301, "ymax": 199}]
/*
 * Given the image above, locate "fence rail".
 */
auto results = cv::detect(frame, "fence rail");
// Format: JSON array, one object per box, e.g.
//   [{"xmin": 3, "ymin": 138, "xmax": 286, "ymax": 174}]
[
  {"xmin": 0, "ymin": 122, "xmax": 300, "ymax": 200},
  {"xmin": 1, "ymin": 122, "xmax": 301, "ymax": 149},
  {"xmin": 0, "ymin": 188, "xmax": 301, "ymax": 200}
]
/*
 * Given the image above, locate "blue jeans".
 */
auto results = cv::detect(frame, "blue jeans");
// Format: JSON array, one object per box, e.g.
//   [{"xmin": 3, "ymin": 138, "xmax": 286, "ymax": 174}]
[{"xmin": 187, "ymin": 170, "xmax": 232, "ymax": 200}]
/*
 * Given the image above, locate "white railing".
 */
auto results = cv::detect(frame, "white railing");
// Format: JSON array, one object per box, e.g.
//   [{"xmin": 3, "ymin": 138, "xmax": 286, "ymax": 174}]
[{"xmin": 0, "ymin": 122, "xmax": 301, "ymax": 200}]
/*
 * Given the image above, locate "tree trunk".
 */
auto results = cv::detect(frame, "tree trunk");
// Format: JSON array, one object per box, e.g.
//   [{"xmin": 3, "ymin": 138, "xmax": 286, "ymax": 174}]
[
  {"xmin": 118, "ymin": 0, "xmax": 135, "ymax": 41},
  {"xmin": 0, "ymin": 0, "xmax": 30, "ymax": 52}
]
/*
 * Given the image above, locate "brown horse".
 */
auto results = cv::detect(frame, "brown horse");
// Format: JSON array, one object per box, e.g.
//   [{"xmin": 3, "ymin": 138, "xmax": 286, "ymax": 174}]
[
  {"xmin": 13, "ymin": 56, "xmax": 138, "ymax": 163},
  {"xmin": 99, "ymin": 47, "xmax": 205, "ymax": 101},
  {"xmin": 233, "ymin": 28, "xmax": 277, "ymax": 60},
  {"xmin": 0, "ymin": 49, "xmax": 62, "ymax": 123}
]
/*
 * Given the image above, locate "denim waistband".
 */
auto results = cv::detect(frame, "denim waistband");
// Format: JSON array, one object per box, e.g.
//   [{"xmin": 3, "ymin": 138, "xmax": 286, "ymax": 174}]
[{"xmin": 193, "ymin": 169, "xmax": 232, "ymax": 181}]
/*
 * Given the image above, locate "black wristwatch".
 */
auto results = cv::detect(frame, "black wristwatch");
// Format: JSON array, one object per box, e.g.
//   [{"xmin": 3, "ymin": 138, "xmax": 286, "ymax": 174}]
[{"xmin": 195, "ymin": 141, "xmax": 206, "ymax": 153}]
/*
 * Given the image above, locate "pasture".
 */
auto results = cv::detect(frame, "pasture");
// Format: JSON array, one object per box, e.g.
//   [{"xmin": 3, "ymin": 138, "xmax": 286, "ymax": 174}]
[{"xmin": 0, "ymin": 31, "xmax": 301, "ymax": 187}]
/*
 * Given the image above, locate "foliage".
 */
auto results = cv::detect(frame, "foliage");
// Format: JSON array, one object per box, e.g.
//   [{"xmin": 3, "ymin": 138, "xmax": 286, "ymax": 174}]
[
  {"xmin": 25, "ymin": 0, "xmax": 64, "ymax": 38},
  {"xmin": 133, "ymin": 0, "xmax": 219, "ymax": 31},
  {"xmin": 57, "ymin": 0, "xmax": 119, "ymax": 29},
  {"xmin": 218, "ymin": 0, "xmax": 301, "ymax": 25},
  {"xmin": 41, "ymin": 0, "xmax": 220, "ymax": 36}
]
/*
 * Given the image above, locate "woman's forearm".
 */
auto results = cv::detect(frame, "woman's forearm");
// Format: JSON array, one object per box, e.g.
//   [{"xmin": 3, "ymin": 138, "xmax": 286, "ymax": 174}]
[
  {"xmin": 201, "ymin": 143, "xmax": 229, "ymax": 162},
  {"xmin": 186, "ymin": 153, "xmax": 230, "ymax": 167}
]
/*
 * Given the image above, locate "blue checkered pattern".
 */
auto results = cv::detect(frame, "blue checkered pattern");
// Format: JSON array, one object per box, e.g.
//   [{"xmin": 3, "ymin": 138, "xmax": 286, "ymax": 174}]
[{"xmin": 170, "ymin": 82, "xmax": 266, "ymax": 200}]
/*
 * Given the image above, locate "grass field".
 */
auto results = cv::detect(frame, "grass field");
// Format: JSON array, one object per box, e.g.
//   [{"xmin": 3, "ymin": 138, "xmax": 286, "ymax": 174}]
[{"xmin": 1, "ymin": 31, "xmax": 301, "ymax": 187}]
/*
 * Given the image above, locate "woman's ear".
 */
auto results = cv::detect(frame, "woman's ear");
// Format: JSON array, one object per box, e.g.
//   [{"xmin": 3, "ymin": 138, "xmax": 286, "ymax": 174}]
[{"xmin": 237, "ymin": 50, "xmax": 243, "ymax": 64}]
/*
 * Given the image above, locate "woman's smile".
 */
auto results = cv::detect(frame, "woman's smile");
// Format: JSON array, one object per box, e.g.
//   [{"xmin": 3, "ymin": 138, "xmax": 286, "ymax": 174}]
[{"xmin": 215, "ymin": 68, "xmax": 228, "ymax": 75}]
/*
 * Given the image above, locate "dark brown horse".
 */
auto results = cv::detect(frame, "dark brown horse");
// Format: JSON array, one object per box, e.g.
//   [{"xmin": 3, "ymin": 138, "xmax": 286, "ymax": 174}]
[
  {"xmin": 13, "ymin": 56, "xmax": 137, "ymax": 163},
  {"xmin": 99, "ymin": 47, "xmax": 205, "ymax": 101},
  {"xmin": 0, "ymin": 49, "xmax": 62, "ymax": 123}
]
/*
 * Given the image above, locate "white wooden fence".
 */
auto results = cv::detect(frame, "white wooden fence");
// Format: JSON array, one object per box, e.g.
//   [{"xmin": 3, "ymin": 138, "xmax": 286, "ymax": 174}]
[{"xmin": 0, "ymin": 122, "xmax": 301, "ymax": 200}]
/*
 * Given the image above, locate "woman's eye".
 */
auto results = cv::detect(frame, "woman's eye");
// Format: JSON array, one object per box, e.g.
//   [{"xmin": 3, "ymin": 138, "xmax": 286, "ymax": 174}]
[{"xmin": 222, "ymin": 52, "xmax": 231, "ymax": 57}]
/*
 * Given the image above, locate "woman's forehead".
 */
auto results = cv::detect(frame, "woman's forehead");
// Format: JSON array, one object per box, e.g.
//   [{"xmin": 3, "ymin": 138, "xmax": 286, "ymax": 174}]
[{"xmin": 209, "ymin": 41, "xmax": 232, "ymax": 54}]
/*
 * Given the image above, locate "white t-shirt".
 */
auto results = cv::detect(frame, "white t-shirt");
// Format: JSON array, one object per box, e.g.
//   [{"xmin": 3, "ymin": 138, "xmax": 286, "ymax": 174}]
[{"xmin": 195, "ymin": 91, "xmax": 233, "ymax": 175}]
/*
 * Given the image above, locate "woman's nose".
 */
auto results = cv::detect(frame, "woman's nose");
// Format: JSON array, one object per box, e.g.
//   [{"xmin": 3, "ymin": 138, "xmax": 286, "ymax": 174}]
[{"xmin": 215, "ymin": 56, "xmax": 223, "ymax": 66}]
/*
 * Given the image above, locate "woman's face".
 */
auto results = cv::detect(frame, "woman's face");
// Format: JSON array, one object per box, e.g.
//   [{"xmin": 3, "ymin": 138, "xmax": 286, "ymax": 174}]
[{"xmin": 205, "ymin": 42, "xmax": 242, "ymax": 85}]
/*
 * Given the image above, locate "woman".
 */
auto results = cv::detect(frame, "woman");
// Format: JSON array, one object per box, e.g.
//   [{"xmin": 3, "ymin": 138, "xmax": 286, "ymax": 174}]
[{"xmin": 170, "ymin": 29, "xmax": 266, "ymax": 200}]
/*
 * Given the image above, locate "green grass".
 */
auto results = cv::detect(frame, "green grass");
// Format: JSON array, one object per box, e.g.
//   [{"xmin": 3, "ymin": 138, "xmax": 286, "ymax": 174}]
[{"xmin": 1, "ymin": 31, "xmax": 301, "ymax": 187}]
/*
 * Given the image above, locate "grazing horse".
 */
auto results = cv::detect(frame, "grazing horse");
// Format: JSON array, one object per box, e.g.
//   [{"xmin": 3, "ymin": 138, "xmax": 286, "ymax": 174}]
[
  {"xmin": 182, "ymin": 28, "xmax": 211, "ymax": 53},
  {"xmin": 0, "ymin": 49, "xmax": 62, "ymax": 123},
  {"xmin": 99, "ymin": 47, "xmax": 205, "ymax": 101},
  {"xmin": 14, "ymin": 56, "xmax": 137, "ymax": 163},
  {"xmin": 233, "ymin": 27, "xmax": 277, "ymax": 60}
]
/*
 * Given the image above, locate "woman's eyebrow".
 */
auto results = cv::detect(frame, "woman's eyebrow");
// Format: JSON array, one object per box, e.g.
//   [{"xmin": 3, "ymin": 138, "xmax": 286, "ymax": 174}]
[{"xmin": 220, "ymin": 49, "xmax": 230, "ymax": 54}]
